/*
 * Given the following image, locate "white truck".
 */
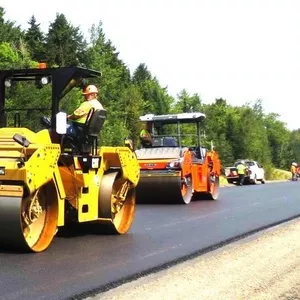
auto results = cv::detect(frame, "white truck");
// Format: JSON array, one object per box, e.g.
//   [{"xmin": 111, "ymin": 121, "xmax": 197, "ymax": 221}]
[{"xmin": 225, "ymin": 159, "xmax": 266, "ymax": 184}]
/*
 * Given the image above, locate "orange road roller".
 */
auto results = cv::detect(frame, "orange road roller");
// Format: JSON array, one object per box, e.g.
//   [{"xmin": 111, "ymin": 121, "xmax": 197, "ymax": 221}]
[
  {"xmin": 135, "ymin": 112, "xmax": 221, "ymax": 204},
  {"xmin": 0, "ymin": 66, "xmax": 140, "ymax": 252}
]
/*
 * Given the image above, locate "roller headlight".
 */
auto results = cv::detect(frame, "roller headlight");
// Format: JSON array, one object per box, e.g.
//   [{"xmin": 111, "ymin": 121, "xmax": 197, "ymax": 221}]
[
  {"xmin": 166, "ymin": 161, "xmax": 181, "ymax": 169},
  {"xmin": 4, "ymin": 79, "xmax": 12, "ymax": 87}
]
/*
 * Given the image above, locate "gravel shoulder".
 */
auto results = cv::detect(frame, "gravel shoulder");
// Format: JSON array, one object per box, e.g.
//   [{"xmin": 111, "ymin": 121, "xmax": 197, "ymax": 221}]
[{"xmin": 86, "ymin": 217, "xmax": 300, "ymax": 300}]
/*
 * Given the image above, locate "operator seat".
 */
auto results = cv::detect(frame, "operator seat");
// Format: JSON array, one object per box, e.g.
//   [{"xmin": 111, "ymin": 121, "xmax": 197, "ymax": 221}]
[
  {"xmin": 64, "ymin": 108, "xmax": 107, "ymax": 155},
  {"xmin": 190, "ymin": 146, "xmax": 207, "ymax": 164}
]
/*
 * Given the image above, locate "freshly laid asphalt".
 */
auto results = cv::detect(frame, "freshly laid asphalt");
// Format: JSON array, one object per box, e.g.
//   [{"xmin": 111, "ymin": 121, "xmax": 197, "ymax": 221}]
[{"xmin": 0, "ymin": 180, "xmax": 299, "ymax": 300}]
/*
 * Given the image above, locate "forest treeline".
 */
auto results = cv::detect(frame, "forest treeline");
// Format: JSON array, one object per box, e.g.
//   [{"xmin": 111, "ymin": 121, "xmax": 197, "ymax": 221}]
[{"xmin": 0, "ymin": 7, "xmax": 299, "ymax": 175}]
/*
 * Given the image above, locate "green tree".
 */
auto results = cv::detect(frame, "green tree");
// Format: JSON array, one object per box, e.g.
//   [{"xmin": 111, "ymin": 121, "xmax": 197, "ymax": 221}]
[
  {"xmin": 85, "ymin": 22, "xmax": 131, "ymax": 105},
  {"xmin": 172, "ymin": 89, "xmax": 202, "ymax": 113},
  {"xmin": 202, "ymin": 98, "xmax": 235, "ymax": 166},
  {"xmin": 118, "ymin": 85, "xmax": 144, "ymax": 143},
  {"xmin": 234, "ymin": 101, "xmax": 272, "ymax": 167},
  {"xmin": 264, "ymin": 113, "xmax": 290, "ymax": 168},
  {"xmin": 25, "ymin": 15, "xmax": 46, "ymax": 62},
  {"xmin": 0, "ymin": 7, "xmax": 24, "ymax": 45},
  {"xmin": 132, "ymin": 63, "xmax": 151, "ymax": 84},
  {"xmin": 286, "ymin": 130, "xmax": 300, "ymax": 168},
  {"xmin": 45, "ymin": 13, "xmax": 87, "ymax": 66},
  {"xmin": 0, "ymin": 42, "xmax": 36, "ymax": 69},
  {"xmin": 0, "ymin": 42, "xmax": 19, "ymax": 68},
  {"xmin": 133, "ymin": 63, "xmax": 173, "ymax": 115},
  {"xmin": 85, "ymin": 22, "xmax": 137, "ymax": 145}
]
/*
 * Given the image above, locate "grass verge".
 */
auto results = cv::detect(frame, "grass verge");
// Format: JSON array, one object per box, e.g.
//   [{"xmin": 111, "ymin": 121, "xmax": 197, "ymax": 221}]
[{"xmin": 267, "ymin": 168, "xmax": 291, "ymax": 180}]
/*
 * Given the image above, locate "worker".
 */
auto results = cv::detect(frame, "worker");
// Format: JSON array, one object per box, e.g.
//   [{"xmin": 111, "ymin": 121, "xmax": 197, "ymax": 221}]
[
  {"xmin": 139, "ymin": 122, "xmax": 153, "ymax": 148},
  {"xmin": 291, "ymin": 162, "xmax": 297, "ymax": 181},
  {"xmin": 296, "ymin": 164, "xmax": 300, "ymax": 180},
  {"xmin": 124, "ymin": 137, "xmax": 134, "ymax": 151},
  {"xmin": 67, "ymin": 85, "xmax": 103, "ymax": 136},
  {"xmin": 236, "ymin": 160, "xmax": 248, "ymax": 186}
]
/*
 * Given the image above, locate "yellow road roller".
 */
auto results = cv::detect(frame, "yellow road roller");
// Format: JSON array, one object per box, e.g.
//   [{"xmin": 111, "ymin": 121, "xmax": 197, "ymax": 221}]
[{"xmin": 0, "ymin": 66, "xmax": 140, "ymax": 252}]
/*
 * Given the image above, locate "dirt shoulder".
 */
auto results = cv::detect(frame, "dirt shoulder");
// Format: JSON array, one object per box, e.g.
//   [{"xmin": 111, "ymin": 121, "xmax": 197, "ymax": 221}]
[{"xmin": 86, "ymin": 218, "xmax": 300, "ymax": 300}]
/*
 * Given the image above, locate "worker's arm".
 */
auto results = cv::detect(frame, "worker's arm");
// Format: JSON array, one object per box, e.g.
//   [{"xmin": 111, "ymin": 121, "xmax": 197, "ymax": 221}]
[
  {"xmin": 68, "ymin": 102, "xmax": 90, "ymax": 120},
  {"xmin": 140, "ymin": 130, "xmax": 152, "ymax": 141},
  {"xmin": 68, "ymin": 114, "xmax": 83, "ymax": 120}
]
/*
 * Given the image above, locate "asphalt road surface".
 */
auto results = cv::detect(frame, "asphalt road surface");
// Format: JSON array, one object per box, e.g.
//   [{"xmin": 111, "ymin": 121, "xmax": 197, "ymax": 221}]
[{"xmin": 0, "ymin": 181, "xmax": 299, "ymax": 300}]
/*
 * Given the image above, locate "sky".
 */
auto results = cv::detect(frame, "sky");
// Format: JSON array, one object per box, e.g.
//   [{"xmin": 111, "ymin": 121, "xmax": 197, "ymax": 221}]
[{"xmin": 1, "ymin": 0, "xmax": 299, "ymax": 130}]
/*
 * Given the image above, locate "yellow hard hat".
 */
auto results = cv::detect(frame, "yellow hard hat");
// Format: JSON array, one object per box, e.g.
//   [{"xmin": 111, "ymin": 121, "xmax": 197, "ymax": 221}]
[{"xmin": 82, "ymin": 85, "xmax": 98, "ymax": 95}]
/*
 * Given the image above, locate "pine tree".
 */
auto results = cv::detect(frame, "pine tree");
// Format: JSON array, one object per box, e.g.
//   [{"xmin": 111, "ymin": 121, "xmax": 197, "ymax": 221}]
[
  {"xmin": 25, "ymin": 15, "xmax": 46, "ymax": 62},
  {"xmin": 45, "ymin": 13, "xmax": 87, "ymax": 66}
]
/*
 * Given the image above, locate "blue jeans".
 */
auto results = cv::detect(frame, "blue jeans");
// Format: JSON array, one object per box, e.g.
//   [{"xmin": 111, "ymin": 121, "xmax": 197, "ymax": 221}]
[{"xmin": 66, "ymin": 123, "xmax": 77, "ymax": 137}]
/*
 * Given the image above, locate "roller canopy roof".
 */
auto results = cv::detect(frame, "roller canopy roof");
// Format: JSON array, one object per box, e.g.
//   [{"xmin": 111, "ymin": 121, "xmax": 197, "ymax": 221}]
[
  {"xmin": 0, "ymin": 66, "xmax": 102, "ymax": 128},
  {"xmin": 139, "ymin": 112, "xmax": 206, "ymax": 124}
]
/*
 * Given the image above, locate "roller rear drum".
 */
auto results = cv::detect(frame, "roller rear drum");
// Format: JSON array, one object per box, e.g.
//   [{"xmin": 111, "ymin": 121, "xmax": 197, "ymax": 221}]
[{"xmin": 0, "ymin": 182, "xmax": 58, "ymax": 252}]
